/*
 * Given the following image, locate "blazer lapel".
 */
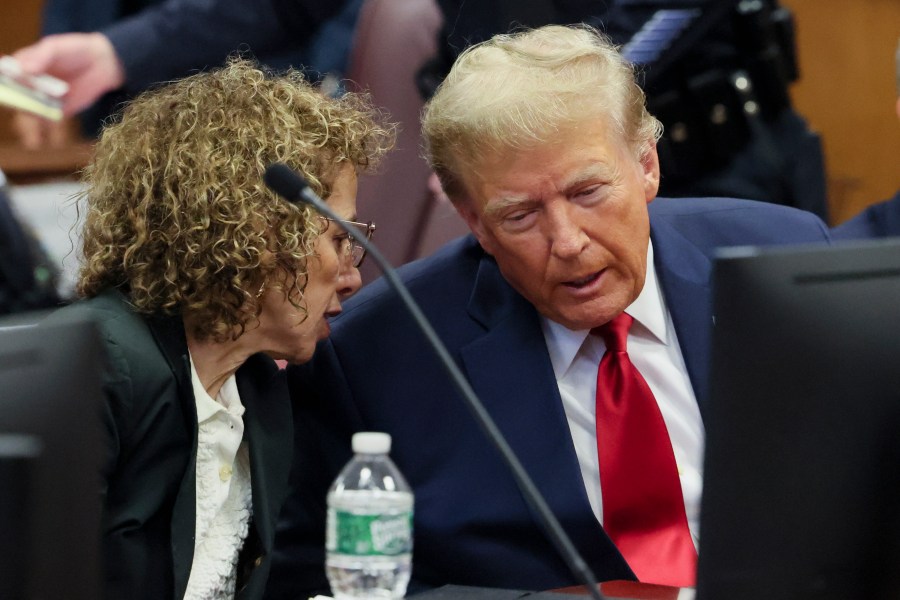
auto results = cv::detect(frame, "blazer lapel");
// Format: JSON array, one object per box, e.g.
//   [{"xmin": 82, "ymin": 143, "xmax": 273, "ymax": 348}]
[
  {"xmin": 144, "ymin": 313, "xmax": 197, "ymax": 599},
  {"xmin": 237, "ymin": 355, "xmax": 292, "ymax": 554},
  {"xmin": 650, "ymin": 219, "xmax": 715, "ymax": 416}
]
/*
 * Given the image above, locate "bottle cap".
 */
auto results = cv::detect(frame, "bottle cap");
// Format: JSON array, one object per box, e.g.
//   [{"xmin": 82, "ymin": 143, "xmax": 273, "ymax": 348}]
[{"xmin": 352, "ymin": 432, "xmax": 392, "ymax": 454}]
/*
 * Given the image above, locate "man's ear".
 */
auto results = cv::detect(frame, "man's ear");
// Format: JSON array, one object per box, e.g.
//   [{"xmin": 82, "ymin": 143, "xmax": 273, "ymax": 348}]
[{"xmin": 640, "ymin": 143, "xmax": 661, "ymax": 203}]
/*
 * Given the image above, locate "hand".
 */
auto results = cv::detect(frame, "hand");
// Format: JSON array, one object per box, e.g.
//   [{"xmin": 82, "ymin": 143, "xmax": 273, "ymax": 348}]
[
  {"xmin": 12, "ymin": 112, "xmax": 79, "ymax": 150},
  {"xmin": 13, "ymin": 32, "xmax": 126, "ymax": 117}
]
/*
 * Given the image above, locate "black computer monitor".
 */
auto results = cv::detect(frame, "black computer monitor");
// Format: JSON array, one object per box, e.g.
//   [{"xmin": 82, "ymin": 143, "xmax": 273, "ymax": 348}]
[
  {"xmin": 0, "ymin": 316, "xmax": 105, "ymax": 599},
  {"xmin": 697, "ymin": 239, "xmax": 900, "ymax": 599}
]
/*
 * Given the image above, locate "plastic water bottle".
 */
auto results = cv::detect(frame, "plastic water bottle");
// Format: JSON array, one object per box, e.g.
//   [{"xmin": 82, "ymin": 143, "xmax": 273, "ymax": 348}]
[{"xmin": 326, "ymin": 432, "xmax": 414, "ymax": 599}]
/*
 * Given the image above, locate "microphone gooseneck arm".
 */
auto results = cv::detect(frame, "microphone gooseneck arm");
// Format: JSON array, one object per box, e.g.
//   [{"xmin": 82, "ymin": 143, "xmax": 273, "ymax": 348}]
[{"xmin": 264, "ymin": 163, "xmax": 607, "ymax": 600}]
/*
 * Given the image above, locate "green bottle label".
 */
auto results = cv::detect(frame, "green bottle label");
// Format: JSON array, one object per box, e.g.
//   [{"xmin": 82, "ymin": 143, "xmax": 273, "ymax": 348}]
[{"xmin": 327, "ymin": 510, "xmax": 413, "ymax": 556}]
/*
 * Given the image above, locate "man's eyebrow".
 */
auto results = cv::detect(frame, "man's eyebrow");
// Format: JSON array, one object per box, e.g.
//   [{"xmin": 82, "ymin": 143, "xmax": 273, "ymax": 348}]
[
  {"xmin": 480, "ymin": 164, "xmax": 614, "ymax": 218},
  {"xmin": 482, "ymin": 195, "xmax": 537, "ymax": 219},
  {"xmin": 562, "ymin": 165, "xmax": 613, "ymax": 191}
]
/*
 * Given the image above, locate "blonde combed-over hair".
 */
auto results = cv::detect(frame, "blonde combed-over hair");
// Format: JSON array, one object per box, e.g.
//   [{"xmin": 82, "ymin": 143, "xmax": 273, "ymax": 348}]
[
  {"xmin": 422, "ymin": 24, "xmax": 663, "ymax": 203},
  {"xmin": 78, "ymin": 58, "xmax": 394, "ymax": 341}
]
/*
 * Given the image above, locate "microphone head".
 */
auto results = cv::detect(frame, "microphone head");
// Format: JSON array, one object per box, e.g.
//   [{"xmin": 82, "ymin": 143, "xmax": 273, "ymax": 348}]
[{"xmin": 264, "ymin": 163, "xmax": 309, "ymax": 203}]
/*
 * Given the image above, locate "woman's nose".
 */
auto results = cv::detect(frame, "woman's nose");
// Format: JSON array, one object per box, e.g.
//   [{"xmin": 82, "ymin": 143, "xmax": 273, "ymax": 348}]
[{"xmin": 337, "ymin": 264, "xmax": 363, "ymax": 299}]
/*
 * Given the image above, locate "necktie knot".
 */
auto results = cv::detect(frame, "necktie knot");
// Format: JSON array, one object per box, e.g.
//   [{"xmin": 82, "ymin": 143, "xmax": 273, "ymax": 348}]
[{"xmin": 594, "ymin": 313, "xmax": 633, "ymax": 353}]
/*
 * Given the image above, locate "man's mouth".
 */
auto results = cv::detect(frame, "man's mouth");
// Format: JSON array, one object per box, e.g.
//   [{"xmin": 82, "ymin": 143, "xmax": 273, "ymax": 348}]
[{"xmin": 563, "ymin": 270, "xmax": 602, "ymax": 289}]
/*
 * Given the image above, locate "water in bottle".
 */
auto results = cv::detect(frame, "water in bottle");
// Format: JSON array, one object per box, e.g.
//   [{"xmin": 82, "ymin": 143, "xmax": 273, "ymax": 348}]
[{"xmin": 326, "ymin": 432, "xmax": 413, "ymax": 599}]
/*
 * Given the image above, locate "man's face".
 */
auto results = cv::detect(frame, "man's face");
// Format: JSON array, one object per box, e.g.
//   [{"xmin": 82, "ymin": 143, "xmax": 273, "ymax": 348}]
[{"xmin": 457, "ymin": 119, "xmax": 660, "ymax": 330}]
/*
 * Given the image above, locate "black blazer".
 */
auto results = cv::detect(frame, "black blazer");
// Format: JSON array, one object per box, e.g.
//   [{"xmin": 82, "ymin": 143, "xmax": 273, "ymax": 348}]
[{"xmin": 49, "ymin": 290, "xmax": 293, "ymax": 599}]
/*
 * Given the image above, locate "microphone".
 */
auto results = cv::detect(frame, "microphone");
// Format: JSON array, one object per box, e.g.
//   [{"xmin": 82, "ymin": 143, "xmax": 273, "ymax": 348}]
[{"xmin": 264, "ymin": 162, "xmax": 607, "ymax": 600}]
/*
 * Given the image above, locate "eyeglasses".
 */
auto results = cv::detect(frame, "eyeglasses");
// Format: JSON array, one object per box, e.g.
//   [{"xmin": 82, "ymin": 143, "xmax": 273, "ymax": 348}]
[{"xmin": 324, "ymin": 218, "xmax": 376, "ymax": 268}]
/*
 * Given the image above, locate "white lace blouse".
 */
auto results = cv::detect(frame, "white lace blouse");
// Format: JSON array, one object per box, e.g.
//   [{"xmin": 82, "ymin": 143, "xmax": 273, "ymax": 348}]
[{"xmin": 184, "ymin": 355, "xmax": 253, "ymax": 600}]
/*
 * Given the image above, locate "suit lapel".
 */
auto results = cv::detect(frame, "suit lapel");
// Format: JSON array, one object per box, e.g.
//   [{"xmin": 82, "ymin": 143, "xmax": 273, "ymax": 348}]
[
  {"xmin": 650, "ymin": 218, "xmax": 715, "ymax": 416},
  {"xmin": 447, "ymin": 221, "xmax": 714, "ymax": 573},
  {"xmin": 457, "ymin": 256, "xmax": 615, "ymax": 555}
]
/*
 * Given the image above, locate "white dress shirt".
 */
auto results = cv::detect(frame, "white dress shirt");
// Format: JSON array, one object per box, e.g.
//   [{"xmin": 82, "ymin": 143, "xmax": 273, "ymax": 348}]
[
  {"xmin": 184, "ymin": 355, "xmax": 253, "ymax": 600},
  {"xmin": 541, "ymin": 240, "xmax": 705, "ymax": 546}
]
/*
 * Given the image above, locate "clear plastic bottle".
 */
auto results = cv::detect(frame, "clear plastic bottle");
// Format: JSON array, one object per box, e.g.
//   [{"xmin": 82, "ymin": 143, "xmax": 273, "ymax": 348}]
[{"xmin": 326, "ymin": 432, "xmax": 414, "ymax": 599}]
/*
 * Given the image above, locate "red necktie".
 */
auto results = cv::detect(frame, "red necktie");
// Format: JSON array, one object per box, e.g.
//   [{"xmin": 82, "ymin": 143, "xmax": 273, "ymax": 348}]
[{"xmin": 594, "ymin": 313, "xmax": 697, "ymax": 587}]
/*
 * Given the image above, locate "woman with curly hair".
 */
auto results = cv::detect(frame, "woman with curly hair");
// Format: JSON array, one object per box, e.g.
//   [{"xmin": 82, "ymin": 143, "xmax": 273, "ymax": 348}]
[{"xmin": 47, "ymin": 58, "xmax": 393, "ymax": 599}]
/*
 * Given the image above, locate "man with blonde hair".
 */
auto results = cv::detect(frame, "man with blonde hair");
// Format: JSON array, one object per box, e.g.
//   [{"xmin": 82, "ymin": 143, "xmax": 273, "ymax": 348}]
[{"xmin": 269, "ymin": 24, "xmax": 831, "ymax": 598}]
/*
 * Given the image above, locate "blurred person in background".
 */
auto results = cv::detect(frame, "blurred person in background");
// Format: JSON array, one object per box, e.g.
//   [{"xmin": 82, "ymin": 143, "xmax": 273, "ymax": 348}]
[
  {"xmin": 44, "ymin": 58, "xmax": 392, "ymax": 599},
  {"xmin": 11, "ymin": 0, "xmax": 362, "ymax": 148},
  {"xmin": 12, "ymin": 0, "xmax": 162, "ymax": 146}
]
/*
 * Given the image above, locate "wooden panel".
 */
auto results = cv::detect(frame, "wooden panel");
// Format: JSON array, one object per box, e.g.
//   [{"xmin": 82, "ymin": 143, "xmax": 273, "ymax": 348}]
[
  {"xmin": 782, "ymin": 0, "xmax": 900, "ymax": 225},
  {"xmin": 0, "ymin": 0, "xmax": 43, "ymax": 144},
  {"xmin": 0, "ymin": 143, "xmax": 93, "ymax": 183}
]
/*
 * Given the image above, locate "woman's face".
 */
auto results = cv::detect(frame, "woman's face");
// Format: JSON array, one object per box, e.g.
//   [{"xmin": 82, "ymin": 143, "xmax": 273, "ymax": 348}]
[{"xmin": 254, "ymin": 165, "xmax": 363, "ymax": 364}]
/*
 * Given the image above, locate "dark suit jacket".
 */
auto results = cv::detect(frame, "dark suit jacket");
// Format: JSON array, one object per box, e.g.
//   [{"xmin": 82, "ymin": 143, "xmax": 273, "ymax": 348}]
[
  {"xmin": 48, "ymin": 290, "xmax": 293, "ymax": 600},
  {"xmin": 266, "ymin": 197, "xmax": 830, "ymax": 598}
]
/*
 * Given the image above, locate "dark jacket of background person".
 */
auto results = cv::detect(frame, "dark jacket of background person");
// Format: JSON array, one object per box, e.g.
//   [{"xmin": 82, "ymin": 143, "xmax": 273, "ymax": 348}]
[
  {"xmin": 46, "ymin": 290, "xmax": 293, "ymax": 600},
  {"xmin": 264, "ymin": 197, "xmax": 831, "ymax": 599}
]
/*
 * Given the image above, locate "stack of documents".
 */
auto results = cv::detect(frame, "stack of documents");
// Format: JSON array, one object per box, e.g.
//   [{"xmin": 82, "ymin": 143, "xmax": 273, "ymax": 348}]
[{"xmin": 0, "ymin": 56, "xmax": 68, "ymax": 121}]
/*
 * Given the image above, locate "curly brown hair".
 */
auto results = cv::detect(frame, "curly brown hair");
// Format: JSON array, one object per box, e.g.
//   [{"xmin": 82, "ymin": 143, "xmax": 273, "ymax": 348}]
[{"xmin": 77, "ymin": 58, "xmax": 394, "ymax": 341}]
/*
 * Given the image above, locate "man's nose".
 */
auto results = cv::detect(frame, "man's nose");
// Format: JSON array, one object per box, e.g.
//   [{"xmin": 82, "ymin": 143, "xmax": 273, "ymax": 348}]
[{"xmin": 547, "ymin": 206, "xmax": 589, "ymax": 258}]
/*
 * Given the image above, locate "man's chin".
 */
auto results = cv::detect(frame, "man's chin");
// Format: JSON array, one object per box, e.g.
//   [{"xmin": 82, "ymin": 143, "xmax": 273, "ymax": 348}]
[{"xmin": 549, "ymin": 300, "xmax": 629, "ymax": 331}]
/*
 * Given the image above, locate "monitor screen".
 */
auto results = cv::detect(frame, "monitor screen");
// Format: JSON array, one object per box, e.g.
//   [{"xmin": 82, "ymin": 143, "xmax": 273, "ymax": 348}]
[
  {"xmin": 0, "ymin": 315, "xmax": 105, "ymax": 599},
  {"xmin": 697, "ymin": 239, "xmax": 900, "ymax": 599}
]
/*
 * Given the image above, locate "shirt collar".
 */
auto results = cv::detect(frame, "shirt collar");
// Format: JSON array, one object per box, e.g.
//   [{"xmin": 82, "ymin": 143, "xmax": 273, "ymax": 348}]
[{"xmin": 541, "ymin": 240, "xmax": 669, "ymax": 379}]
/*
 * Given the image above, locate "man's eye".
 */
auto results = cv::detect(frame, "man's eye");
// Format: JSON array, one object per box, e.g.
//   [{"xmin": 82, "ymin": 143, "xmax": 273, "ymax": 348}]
[
  {"xmin": 574, "ymin": 185, "xmax": 604, "ymax": 204},
  {"xmin": 500, "ymin": 209, "xmax": 537, "ymax": 232}
]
